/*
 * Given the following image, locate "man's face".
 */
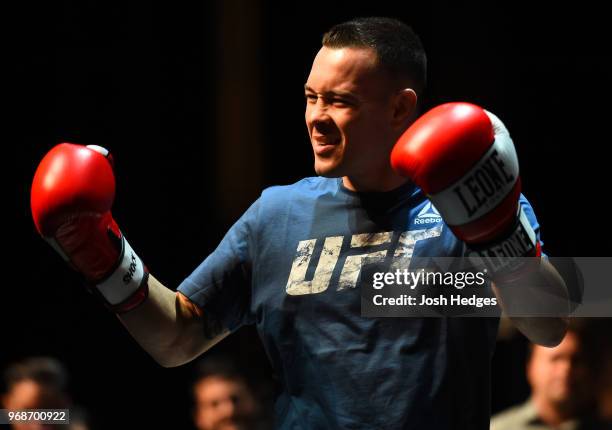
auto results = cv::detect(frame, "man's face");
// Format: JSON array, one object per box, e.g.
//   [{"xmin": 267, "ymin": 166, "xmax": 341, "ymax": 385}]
[
  {"xmin": 527, "ymin": 332, "xmax": 591, "ymax": 412},
  {"xmin": 2, "ymin": 380, "xmax": 69, "ymax": 430},
  {"xmin": 193, "ymin": 376, "xmax": 257, "ymax": 430},
  {"xmin": 305, "ymin": 46, "xmax": 398, "ymax": 180}
]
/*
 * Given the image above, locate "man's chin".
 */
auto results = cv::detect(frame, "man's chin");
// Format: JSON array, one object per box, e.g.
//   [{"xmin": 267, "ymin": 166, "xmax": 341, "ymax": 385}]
[
  {"xmin": 317, "ymin": 172, "xmax": 342, "ymax": 178},
  {"xmin": 314, "ymin": 162, "xmax": 343, "ymax": 178}
]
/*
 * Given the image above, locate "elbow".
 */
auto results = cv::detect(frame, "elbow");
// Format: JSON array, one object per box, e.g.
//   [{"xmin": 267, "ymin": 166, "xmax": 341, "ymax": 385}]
[
  {"xmin": 512, "ymin": 316, "xmax": 569, "ymax": 347},
  {"xmin": 156, "ymin": 358, "xmax": 186, "ymax": 369},
  {"xmin": 151, "ymin": 347, "xmax": 198, "ymax": 368},
  {"xmin": 152, "ymin": 332, "xmax": 216, "ymax": 368},
  {"xmin": 152, "ymin": 348, "xmax": 182, "ymax": 368},
  {"xmin": 151, "ymin": 338, "xmax": 204, "ymax": 368},
  {"xmin": 530, "ymin": 330, "xmax": 566, "ymax": 348},
  {"xmin": 540, "ymin": 317, "xmax": 570, "ymax": 347},
  {"xmin": 146, "ymin": 345, "xmax": 184, "ymax": 368}
]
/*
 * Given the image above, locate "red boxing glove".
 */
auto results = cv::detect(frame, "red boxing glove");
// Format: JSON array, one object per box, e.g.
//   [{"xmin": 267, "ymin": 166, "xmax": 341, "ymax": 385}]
[
  {"xmin": 31, "ymin": 143, "xmax": 148, "ymax": 313},
  {"xmin": 391, "ymin": 102, "xmax": 540, "ymax": 278}
]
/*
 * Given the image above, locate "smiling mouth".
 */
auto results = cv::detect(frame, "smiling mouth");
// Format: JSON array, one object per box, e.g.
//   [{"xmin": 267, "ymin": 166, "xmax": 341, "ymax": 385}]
[
  {"xmin": 313, "ymin": 137, "xmax": 340, "ymax": 156},
  {"xmin": 312, "ymin": 135, "xmax": 340, "ymax": 146}
]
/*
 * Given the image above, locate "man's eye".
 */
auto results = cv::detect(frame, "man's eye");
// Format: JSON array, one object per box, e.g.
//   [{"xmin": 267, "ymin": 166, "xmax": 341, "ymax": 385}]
[
  {"xmin": 305, "ymin": 94, "xmax": 318, "ymax": 102},
  {"xmin": 332, "ymin": 99, "xmax": 350, "ymax": 106}
]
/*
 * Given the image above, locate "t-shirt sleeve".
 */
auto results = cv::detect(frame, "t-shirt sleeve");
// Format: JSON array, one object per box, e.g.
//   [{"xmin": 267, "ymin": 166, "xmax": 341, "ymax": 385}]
[
  {"xmin": 177, "ymin": 198, "xmax": 260, "ymax": 332},
  {"xmin": 518, "ymin": 193, "xmax": 545, "ymax": 254}
]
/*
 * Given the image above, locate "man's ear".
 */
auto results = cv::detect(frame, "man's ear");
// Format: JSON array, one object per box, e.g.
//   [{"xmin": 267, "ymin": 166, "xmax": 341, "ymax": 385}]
[{"xmin": 391, "ymin": 88, "xmax": 417, "ymax": 128}]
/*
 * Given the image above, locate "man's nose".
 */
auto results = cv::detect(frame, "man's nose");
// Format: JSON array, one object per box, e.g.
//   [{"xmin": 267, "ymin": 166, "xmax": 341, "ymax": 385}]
[
  {"xmin": 309, "ymin": 108, "xmax": 336, "ymax": 136},
  {"xmin": 308, "ymin": 98, "xmax": 331, "ymax": 124},
  {"xmin": 218, "ymin": 398, "xmax": 237, "ymax": 418}
]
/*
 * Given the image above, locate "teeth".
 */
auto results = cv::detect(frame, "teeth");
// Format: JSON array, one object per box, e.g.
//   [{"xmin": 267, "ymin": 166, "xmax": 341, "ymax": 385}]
[{"xmin": 315, "ymin": 138, "xmax": 338, "ymax": 144}]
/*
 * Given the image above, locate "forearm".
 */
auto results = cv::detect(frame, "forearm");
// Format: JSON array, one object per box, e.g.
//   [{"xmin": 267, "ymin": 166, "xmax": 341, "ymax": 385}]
[
  {"xmin": 30, "ymin": 144, "xmax": 230, "ymax": 365},
  {"xmin": 493, "ymin": 257, "xmax": 570, "ymax": 346},
  {"xmin": 504, "ymin": 316, "xmax": 568, "ymax": 347},
  {"xmin": 117, "ymin": 274, "xmax": 229, "ymax": 367}
]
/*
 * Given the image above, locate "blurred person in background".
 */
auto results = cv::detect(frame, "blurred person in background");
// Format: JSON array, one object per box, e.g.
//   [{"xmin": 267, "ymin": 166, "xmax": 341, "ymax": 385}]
[
  {"xmin": 491, "ymin": 321, "xmax": 610, "ymax": 430},
  {"xmin": 581, "ymin": 319, "xmax": 612, "ymax": 425},
  {"xmin": 597, "ymin": 343, "xmax": 612, "ymax": 423},
  {"xmin": 192, "ymin": 355, "xmax": 271, "ymax": 430},
  {"xmin": 1, "ymin": 357, "xmax": 89, "ymax": 430}
]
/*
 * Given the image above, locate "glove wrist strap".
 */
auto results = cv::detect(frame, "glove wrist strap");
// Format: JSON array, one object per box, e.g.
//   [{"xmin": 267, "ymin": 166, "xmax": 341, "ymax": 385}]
[
  {"xmin": 95, "ymin": 236, "xmax": 149, "ymax": 313},
  {"xmin": 468, "ymin": 205, "xmax": 541, "ymax": 282}
]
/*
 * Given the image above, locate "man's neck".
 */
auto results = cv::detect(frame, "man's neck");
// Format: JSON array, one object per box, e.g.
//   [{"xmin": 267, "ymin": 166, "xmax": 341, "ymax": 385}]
[{"xmin": 342, "ymin": 171, "xmax": 410, "ymax": 193}]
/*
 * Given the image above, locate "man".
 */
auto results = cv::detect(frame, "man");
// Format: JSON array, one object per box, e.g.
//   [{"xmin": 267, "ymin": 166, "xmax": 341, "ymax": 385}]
[
  {"xmin": 491, "ymin": 323, "xmax": 606, "ymax": 430},
  {"xmin": 31, "ymin": 17, "xmax": 571, "ymax": 428},
  {"xmin": 192, "ymin": 356, "xmax": 267, "ymax": 430},
  {"xmin": 1, "ymin": 357, "xmax": 89, "ymax": 430}
]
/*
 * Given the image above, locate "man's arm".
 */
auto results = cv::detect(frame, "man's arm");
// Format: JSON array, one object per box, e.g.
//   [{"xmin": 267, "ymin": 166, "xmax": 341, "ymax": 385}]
[
  {"xmin": 492, "ymin": 257, "xmax": 569, "ymax": 347},
  {"xmin": 118, "ymin": 274, "xmax": 230, "ymax": 368},
  {"xmin": 390, "ymin": 104, "xmax": 571, "ymax": 346},
  {"xmin": 30, "ymin": 144, "xmax": 230, "ymax": 367}
]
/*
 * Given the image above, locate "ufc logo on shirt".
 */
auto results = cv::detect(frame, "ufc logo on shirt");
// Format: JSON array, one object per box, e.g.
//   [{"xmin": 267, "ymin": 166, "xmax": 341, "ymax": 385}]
[{"xmin": 285, "ymin": 224, "xmax": 443, "ymax": 295}]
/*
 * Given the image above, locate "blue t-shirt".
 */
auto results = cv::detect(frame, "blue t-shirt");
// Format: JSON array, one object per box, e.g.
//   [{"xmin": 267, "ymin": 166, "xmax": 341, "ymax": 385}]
[{"xmin": 178, "ymin": 177, "xmax": 543, "ymax": 430}]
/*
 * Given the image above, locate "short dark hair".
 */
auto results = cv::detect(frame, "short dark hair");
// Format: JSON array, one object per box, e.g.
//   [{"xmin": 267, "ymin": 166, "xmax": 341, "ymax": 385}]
[
  {"xmin": 322, "ymin": 17, "xmax": 427, "ymax": 95},
  {"xmin": 194, "ymin": 355, "xmax": 249, "ymax": 387},
  {"xmin": 3, "ymin": 357, "xmax": 68, "ymax": 392}
]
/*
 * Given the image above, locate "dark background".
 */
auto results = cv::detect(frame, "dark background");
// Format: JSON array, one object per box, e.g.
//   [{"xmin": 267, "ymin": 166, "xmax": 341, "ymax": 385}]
[{"xmin": 6, "ymin": 0, "xmax": 610, "ymax": 428}]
